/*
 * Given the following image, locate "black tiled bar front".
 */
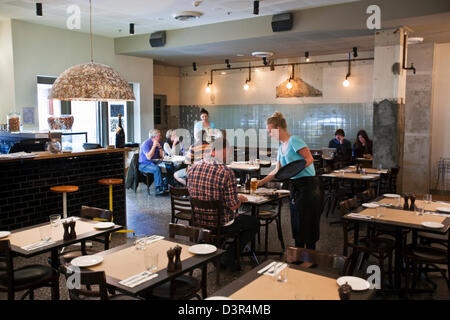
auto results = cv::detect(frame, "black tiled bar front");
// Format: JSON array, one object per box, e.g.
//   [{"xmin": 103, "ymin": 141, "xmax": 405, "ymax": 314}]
[{"xmin": 0, "ymin": 150, "xmax": 126, "ymax": 230}]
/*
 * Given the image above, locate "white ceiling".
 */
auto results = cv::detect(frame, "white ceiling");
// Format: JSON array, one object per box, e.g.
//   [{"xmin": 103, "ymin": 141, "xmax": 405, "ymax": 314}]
[{"xmin": 0, "ymin": 0, "xmax": 358, "ymax": 37}]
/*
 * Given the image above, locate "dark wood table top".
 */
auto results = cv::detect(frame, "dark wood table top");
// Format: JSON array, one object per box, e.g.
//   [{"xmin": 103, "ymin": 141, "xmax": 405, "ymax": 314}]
[
  {"xmin": 8, "ymin": 218, "xmax": 123, "ymax": 257},
  {"xmin": 212, "ymin": 259, "xmax": 374, "ymax": 300},
  {"xmin": 93, "ymin": 237, "xmax": 224, "ymax": 295}
]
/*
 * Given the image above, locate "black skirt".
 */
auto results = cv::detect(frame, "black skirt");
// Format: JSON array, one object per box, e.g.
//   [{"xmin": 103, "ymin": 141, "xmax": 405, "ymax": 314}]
[{"xmin": 288, "ymin": 176, "xmax": 323, "ymax": 244}]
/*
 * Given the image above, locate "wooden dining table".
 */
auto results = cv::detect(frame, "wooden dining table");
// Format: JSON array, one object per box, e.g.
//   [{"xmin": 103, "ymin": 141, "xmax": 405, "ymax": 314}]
[
  {"xmin": 343, "ymin": 197, "xmax": 450, "ymax": 290},
  {"xmin": 212, "ymin": 259, "xmax": 374, "ymax": 300},
  {"xmin": 85, "ymin": 236, "xmax": 224, "ymax": 298}
]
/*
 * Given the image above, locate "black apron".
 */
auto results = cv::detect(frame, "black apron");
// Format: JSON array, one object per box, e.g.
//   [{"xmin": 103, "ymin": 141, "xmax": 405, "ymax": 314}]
[{"xmin": 288, "ymin": 176, "xmax": 323, "ymax": 244}]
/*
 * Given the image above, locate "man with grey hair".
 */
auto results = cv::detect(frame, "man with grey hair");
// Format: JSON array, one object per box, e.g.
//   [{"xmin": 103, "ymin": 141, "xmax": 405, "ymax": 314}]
[
  {"xmin": 187, "ymin": 135, "xmax": 260, "ymax": 271},
  {"xmin": 139, "ymin": 129, "xmax": 165, "ymax": 195}
]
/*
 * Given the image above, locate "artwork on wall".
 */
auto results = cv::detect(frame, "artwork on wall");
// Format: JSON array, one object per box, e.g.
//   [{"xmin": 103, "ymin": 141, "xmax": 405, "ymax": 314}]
[
  {"xmin": 22, "ymin": 107, "xmax": 35, "ymax": 125},
  {"xmin": 276, "ymin": 78, "xmax": 323, "ymax": 98}
]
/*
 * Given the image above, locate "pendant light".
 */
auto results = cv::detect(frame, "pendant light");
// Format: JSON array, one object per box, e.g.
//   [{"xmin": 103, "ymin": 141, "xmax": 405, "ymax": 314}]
[
  {"xmin": 49, "ymin": 0, "xmax": 135, "ymax": 101},
  {"xmin": 342, "ymin": 52, "xmax": 351, "ymax": 88},
  {"xmin": 243, "ymin": 64, "xmax": 251, "ymax": 91},
  {"xmin": 286, "ymin": 64, "xmax": 294, "ymax": 89}
]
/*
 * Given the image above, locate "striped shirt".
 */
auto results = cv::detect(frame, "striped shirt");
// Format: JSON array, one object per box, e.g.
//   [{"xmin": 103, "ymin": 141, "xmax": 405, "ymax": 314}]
[{"xmin": 184, "ymin": 140, "xmax": 212, "ymax": 164}]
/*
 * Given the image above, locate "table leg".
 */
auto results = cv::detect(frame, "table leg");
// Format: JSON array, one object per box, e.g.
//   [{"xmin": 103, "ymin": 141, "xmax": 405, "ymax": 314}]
[
  {"xmin": 51, "ymin": 248, "xmax": 59, "ymax": 270},
  {"xmin": 251, "ymin": 204, "xmax": 257, "ymax": 253},
  {"xmin": 201, "ymin": 264, "xmax": 208, "ymax": 299},
  {"xmin": 394, "ymin": 227, "xmax": 404, "ymax": 290}
]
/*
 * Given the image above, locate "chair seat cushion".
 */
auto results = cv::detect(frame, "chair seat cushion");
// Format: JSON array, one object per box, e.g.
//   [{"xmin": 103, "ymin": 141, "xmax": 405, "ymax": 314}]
[
  {"xmin": 0, "ymin": 265, "xmax": 56, "ymax": 289},
  {"xmin": 150, "ymin": 275, "xmax": 201, "ymax": 300},
  {"xmin": 405, "ymin": 245, "xmax": 448, "ymax": 264}
]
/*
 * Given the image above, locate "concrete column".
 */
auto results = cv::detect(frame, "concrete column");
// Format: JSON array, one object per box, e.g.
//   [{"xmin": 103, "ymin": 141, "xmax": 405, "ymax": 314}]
[
  {"xmin": 402, "ymin": 43, "xmax": 435, "ymax": 194},
  {"xmin": 372, "ymin": 28, "xmax": 408, "ymax": 192}
]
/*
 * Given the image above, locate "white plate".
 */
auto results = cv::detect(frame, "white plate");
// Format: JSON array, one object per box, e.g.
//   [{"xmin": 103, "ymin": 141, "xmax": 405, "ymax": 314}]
[
  {"xmin": 436, "ymin": 207, "xmax": 450, "ymax": 213},
  {"xmin": 421, "ymin": 221, "xmax": 444, "ymax": 229},
  {"xmin": 204, "ymin": 296, "xmax": 233, "ymax": 300},
  {"xmin": 189, "ymin": 244, "xmax": 217, "ymax": 255},
  {"xmin": 0, "ymin": 231, "xmax": 11, "ymax": 239},
  {"xmin": 337, "ymin": 276, "xmax": 370, "ymax": 291},
  {"xmin": 71, "ymin": 255, "xmax": 104, "ymax": 267},
  {"xmin": 384, "ymin": 193, "xmax": 400, "ymax": 198},
  {"xmin": 362, "ymin": 203, "xmax": 379, "ymax": 208},
  {"xmin": 94, "ymin": 222, "xmax": 115, "ymax": 229}
]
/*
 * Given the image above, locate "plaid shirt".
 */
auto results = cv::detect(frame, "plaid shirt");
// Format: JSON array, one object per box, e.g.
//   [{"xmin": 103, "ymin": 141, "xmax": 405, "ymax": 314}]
[{"xmin": 187, "ymin": 157, "xmax": 239, "ymax": 227}]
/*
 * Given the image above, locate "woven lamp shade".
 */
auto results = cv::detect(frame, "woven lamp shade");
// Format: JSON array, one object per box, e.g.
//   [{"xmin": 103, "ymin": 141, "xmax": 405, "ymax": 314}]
[{"xmin": 49, "ymin": 62, "xmax": 135, "ymax": 101}]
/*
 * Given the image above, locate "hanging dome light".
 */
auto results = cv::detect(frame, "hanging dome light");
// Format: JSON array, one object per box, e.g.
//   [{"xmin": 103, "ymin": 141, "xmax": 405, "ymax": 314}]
[{"xmin": 49, "ymin": 0, "xmax": 135, "ymax": 101}]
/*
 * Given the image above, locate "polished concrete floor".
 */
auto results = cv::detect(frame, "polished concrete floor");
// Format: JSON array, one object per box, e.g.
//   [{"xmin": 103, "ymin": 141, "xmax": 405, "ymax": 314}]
[{"xmin": 1, "ymin": 185, "xmax": 449, "ymax": 300}]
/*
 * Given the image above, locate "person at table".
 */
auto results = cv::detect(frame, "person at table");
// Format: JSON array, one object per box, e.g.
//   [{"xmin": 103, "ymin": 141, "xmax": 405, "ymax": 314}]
[
  {"xmin": 174, "ymin": 129, "xmax": 210, "ymax": 186},
  {"xmin": 139, "ymin": 129, "xmax": 166, "ymax": 196},
  {"xmin": 194, "ymin": 108, "xmax": 216, "ymax": 139},
  {"xmin": 163, "ymin": 129, "xmax": 181, "ymax": 157},
  {"xmin": 257, "ymin": 111, "xmax": 322, "ymax": 249},
  {"xmin": 328, "ymin": 129, "xmax": 352, "ymax": 166},
  {"xmin": 187, "ymin": 136, "xmax": 259, "ymax": 271},
  {"xmin": 353, "ymin": 130, "xmax": 373, "ymax": 159}
]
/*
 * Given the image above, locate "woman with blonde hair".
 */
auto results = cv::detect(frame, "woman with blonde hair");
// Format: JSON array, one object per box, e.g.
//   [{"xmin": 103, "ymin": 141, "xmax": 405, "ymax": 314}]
[{"xmin": 258, "ymin": 111, "xmax": 323, "ymax": 249}]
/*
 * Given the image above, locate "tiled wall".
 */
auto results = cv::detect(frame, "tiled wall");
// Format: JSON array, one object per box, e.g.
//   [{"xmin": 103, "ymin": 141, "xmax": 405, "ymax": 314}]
[{"xmin": 178, "ymin": 103, "xmax": 373, "ymax": 150}]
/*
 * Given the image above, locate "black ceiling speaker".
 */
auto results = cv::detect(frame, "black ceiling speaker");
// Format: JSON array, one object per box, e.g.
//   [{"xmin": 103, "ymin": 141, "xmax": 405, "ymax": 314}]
[
  {"xmin": 36, "ymin": 3, "xmax": 42, "ymax": 16},
  {"xmin": 129, "ymin": 23, "xmax": 135, "ymax": 35},
  {"xmin": 271, "ymin": 12, "xmax": 293, "ymax": 32},
  {"xmin": 149, "ymin": 31, "xmax": 166, "ymax": 47},
  {"xmin": 253, "ymin": 1, "xmax": 259, "ymax": 15}
]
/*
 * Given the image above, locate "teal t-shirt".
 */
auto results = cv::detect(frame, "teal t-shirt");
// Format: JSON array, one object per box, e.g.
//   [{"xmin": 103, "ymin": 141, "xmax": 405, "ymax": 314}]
[{"xmin": 277, "ymin": 135, "xmax": 316, "ymax": 179}]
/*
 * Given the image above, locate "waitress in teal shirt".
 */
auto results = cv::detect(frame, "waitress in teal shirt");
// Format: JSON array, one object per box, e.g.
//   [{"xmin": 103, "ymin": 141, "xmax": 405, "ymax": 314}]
[{"xmin": 258, "ymin": 112, "xmax": 323, "ymax": 249}]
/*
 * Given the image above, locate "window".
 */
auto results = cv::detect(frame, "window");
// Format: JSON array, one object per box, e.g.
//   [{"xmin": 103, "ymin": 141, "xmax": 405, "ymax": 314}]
[{"xmin": 108, "ymin": 102, "xmax": 128, "ymax": 146}]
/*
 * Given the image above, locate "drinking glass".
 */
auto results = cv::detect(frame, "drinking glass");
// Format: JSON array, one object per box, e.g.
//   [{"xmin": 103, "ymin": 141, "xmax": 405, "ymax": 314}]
[
  {"xmin": 144, "ymin": 251, "xmax": 159, "ymax": 273},
  {"xmin": 49, "ymin": 214, "xmax": 61, "ymax": 228},
  {"xmin": 39, "ymin": 225, "xmax": 52, "ymax": 242},
  {"xmin": 376, "ymin": 206, "xmax": 384, "ymax": 218},
  {"xmin": 274, "ymin": 266, "xmax": 288, "ymax": 282},
  {"xmin": 396, "ymin": 196, "xmax": 402, "ymax": 208},
  {"xmin": 425, "ymin": 194, "xmax": 432, "ymax": 204},
  {"xmin": 134, "ymin": 236, "xmax": 147, "ymax": 251},
  {"xmin": 378, "ymin": 164, "xmax": 383, "ymax": 171},
  {"xmin": 250, "ymin": 178, "xmax": 258, "ymax": 194},
  {"xmin": 415, "ymin": 204, "xmax": 424, "ymax": 216}
]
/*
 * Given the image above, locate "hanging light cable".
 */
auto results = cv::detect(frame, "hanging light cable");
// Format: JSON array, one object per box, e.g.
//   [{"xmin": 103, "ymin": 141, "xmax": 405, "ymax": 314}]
[
  {"xmin": 343, "ymin": 52, "xmax": 351, "ymax": 87},
  {"xmin": 243, "ymin": 64, "xmax": 251, "ymax": 90},
  {"xmin": 49, "ymin": 0, "xmax": 135, "ymax": 101}
]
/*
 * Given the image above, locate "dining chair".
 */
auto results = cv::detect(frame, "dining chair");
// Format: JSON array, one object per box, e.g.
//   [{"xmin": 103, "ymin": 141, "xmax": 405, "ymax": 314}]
[
  {"xmin": 169, "ymin": 186, "xmax": 193, "ymax": 225},
  {"xmin": 131, "ymin": 152, "xmax": 155, "ymax": 195},
  {"xmin": 147, "ymin": 223, "xmax": 211, "ymax": 300},
  {"xmin": 285, "ymin": 247, "xmax": 351, "ymax": 276},
  {"xmin": 189, "ymin": 198, "xmax": 242, "ymax": 271},
  {"xmin": 0, "ymin": 240, "xmax": 60, "ymax": 300},
  {"xmin": 63, "ymin": 268, "xmax": 142, "ymax": 300}
]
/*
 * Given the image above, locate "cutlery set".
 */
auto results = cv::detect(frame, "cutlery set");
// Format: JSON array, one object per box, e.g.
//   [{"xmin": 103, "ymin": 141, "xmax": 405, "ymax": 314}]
[
  {"xmin": 120, "ymin": 271, "xmax": 159, "ymax": 288},
  {"xmin": 22, "ymin": 240, "xmax": 56, "ymax": 251}
]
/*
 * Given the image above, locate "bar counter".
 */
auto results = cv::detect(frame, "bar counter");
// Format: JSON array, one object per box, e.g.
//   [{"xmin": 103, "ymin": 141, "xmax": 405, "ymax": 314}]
[{"xmin": 0, "ymin": 148, "xmax": 127, "ymax": 230}]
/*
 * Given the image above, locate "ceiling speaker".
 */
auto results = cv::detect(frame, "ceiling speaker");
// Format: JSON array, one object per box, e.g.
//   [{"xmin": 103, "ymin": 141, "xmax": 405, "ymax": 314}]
[
  {"xmin": 271, "ymin": 13, "xmax": 293, "ymax": 32},
  {"xmin": 149, "ymin": 31, "xmax": 166, "ymax": 47}
]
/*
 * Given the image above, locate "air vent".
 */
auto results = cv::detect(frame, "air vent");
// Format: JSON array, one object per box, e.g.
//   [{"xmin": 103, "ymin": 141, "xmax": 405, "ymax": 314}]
[
  {"xmin": 173, "ymin": 11, "xmax": 203, "ymax": 21},
  {"xmin": 251, "ymin": 52, "xmax": 274, "ymax": 58},
  {"xmin": 408, "ymin": 37, "xmax": 424, "ymax": 45}
]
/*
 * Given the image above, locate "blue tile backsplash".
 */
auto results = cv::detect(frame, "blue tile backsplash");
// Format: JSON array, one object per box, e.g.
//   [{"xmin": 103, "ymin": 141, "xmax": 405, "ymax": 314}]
[{"xmin": 178, "ymin": 103, "xmax": 373, "ymax": 150}]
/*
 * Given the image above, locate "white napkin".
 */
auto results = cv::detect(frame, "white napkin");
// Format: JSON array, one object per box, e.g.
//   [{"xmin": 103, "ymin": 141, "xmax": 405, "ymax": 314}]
[
  {"xmin": 436, "ymin": 201, "xmax": 450, "ymax": 205},
  {"xmin": 264, "ymin": 263, "xmax": 288, "ymax": 276},
  {"xmin": 321, "ymin": 174, "xmax": 336, "ymax": 177},
  {"xmin": 22, "ymin": 240, "xmax": 56, "ymax": 251},
  {"xmin": 424, "ymin": 211, "xmax": 450, "ymax": 217},
  {"xmin": 347, "ymin": 213, "xmax": 373, "ymax": 220},
  {"xmin": 257, "ymin": 261, "xmax": 277, "ymax": 274},
  {"xmin": 61, "ymin": 217, "xmax": 81, "ymax": 223},
  {"xmin": 144, "ymin": 235, "xmax": 164, "ymax": 244},
  {"xmin": 119, "ymin": 272, "xmax": 159, "ymax": 288}
]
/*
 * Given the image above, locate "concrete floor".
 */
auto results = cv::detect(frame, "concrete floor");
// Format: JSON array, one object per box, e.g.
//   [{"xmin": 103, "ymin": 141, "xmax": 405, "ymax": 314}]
[{"xmin": 1, "ymin": 185, "xmax": 449, "ymax": 300}]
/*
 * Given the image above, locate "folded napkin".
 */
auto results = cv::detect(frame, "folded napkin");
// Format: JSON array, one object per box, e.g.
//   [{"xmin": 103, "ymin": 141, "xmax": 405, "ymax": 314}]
[
  {"xmin": 424, "ymin": 211, "xmax": 450, "ymax": 217},
  {"xmin": 22, "ymin": 240, "xmax": 56, "ymax": 251},
  {"xmin": 61, "ymin": 217, "xmax": 80, "ymax": 223},
  {"xmin": 144, "ymin": 235, "xmax": 164, "ymax": 244},
  {"xmin": 119, "ymin": 271, "xmax": 159, "ymax": 288},
  {"xmin": 257, "ymin": 261, "xmax": 277, "ymax": 274},
  {"xmin": 436, "ymin": 201, "xmax": 450, "ymax": 205},
  {"xmin": 264, "ymin": 263, "xmax": 288, "ymax": 276},
  {"xmin": 321, "ymin": 174, "xmax": 336, "ymax": 177},
  {"xmin": 347, "ymin": 213, "xmax": 373, "ymax": 220}
]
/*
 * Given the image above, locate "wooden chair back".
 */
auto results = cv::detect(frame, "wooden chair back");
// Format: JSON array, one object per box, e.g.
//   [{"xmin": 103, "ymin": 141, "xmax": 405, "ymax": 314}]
[
  {"xmin": 169, "ymin": 186, "xmax": 192, "ymax": 223},
  {"xmin": 168, "ymin": 223, "xmax": 210, "ymax": 243},
  {"xmin": 356, "ymin": 189, "xmax": 376, "ymax": 204},
  {"xmin": 189, "ymin": 198, "xmax": 226, "ymax": 240},
  {"xmin": 80, "ymin": 206, "xmax": 112, "ymax": 222},
  {"xmin": 0, "ymin": 240, "xmax": 14, "ymax": 299},
  {"xmin": 339, "ymin": 197, "xmax": 360, "ymax": 217},
  {"xmin": 64, "ymin": 268, "xmax": 109, "ymax": 300},
  {"xmin": 285, "ymin": 246, "xmax": 350, "ymax": 275}
]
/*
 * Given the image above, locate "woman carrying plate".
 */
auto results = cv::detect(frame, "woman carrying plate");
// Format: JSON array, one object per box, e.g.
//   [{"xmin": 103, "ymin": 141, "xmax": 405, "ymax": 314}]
[{"xmin": 257, "ymin": 111, "xmax": 323, "ymax": 249}]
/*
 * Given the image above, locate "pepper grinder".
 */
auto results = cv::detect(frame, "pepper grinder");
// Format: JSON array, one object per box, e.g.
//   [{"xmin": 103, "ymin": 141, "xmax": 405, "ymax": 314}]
[
  {"xmin": 63, "ymin": 221, "xmax": 71, "ymax": 241},
  {"xmin": 355, "ymin": 164, "xmax": 360, "ymax": 174},
  {"xmin": 409, "ymin": 194, "xmax": 416, "ymax": 211},
  {"xmin": 403, "ymin": 194, "xmax": 410, "ymax": 210},
  {"xmin": 69, "ymin": 219, "xmax": 76, "ymax": 239},
  {"xmin": 174, "ymin": 245, "xmax": 182, "ymax": 271},
  {"xmin": 338, "ymin": 282, "xmax": 352, "ymax": 300},
  {"xmin": 167, "ymin": 248, "xmax": 176, "ymax": 273}
]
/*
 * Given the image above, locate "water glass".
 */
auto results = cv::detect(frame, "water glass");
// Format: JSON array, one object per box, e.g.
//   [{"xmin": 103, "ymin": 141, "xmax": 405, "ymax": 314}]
[
  {"xmin": 134, "ymin": 236, "xmax": 147, "ymax": 251},
  {"xmin": 378, "ymin": 164, "xmax": 383, "ymax": 171},
  {"xmin": 376, "ymin": 206, "xmax": 384, "ymax": 218},
  {"xmin": 39, "ymin": 225, "xmax": 52, "ymax": 242},
  {"xmin": 415, "ymin": 204, "xmax": 424, "ymax": 216},
  {"xmin": 144, "ymin": 251, "xmax": 159, "ymax": 273},
  {"xmin": 49, "ymin": 214, "xmax": 61, "ymax": 228},
  {"xmin": 274, "ymin": 266, "xmax": 288, "ymax": 282},
  {"xmin": 425, "ymin": 194, "xmax": 432, "ymax": 204}
]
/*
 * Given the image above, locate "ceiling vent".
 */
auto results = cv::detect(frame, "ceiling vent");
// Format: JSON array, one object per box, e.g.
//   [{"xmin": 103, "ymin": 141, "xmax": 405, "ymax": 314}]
[
  {"xmin": 173, "ymin": 11, "xmax": 203, "ymax": 21},
  {"xmin": 251, "ymin": 52, "xmax": 274, "ymax": 58}
]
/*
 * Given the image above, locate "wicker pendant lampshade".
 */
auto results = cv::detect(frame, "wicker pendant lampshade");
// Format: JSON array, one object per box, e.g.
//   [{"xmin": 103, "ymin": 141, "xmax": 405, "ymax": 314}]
[{"xmin": 49, "ymin": 0, "xmax": 135, "ymax": 101}]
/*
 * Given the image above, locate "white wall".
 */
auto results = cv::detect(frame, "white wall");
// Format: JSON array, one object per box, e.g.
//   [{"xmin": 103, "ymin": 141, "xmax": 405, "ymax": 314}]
[
  {"xmin": 431, "ymin": 43, "xmax": 450, "ymax": 175},
  {"xmin": 7, "ymin": 19, "xmax": 154, "ymax": 143},
  {"xmin": 0, "ymin": 19, "xmax": 15, "ymax": 123},
  {"xmin": 154, "ymin": 64, "xmax": 180, "ymax": 106},
  {"xmin": 179, "ymin": 52, "xmax": 374, "ymax": 106}
]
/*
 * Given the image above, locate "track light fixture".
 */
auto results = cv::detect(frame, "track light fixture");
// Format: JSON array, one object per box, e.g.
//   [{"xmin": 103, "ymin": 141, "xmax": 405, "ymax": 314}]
[
  {"xmin": 192, "ymin": 62, "xmax": 197, "ymax": 71},
  {"xmin": 352, "ymin": 47, "xmax": 358, "ymax": 58},
  {"xmin": 225, "ymin": 59, "xmax": 231, "ymax": 69},
  {"xmin": 253, "ymin": 1, "xmax": 259, "ymax": 15},
  {"xmin": 129, "ymin": 23, "xmax": 135, "ymax": 34},
  {"xmin": 305, "ymin": 51, "xmax": 310, "ymax": 62},
  {"xmin": 262, "ymin": 57, "xmax": 268, "ymax": 66},
  {"xmin": 36, "ymin": 3, "xmax": 42, "ymax": 16}
]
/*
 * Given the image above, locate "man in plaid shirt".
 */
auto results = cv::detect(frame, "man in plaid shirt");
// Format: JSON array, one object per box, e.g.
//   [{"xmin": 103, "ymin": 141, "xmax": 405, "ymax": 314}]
[{"xmin": 187, "ymin": 136, "xmax": 260, "ymax": 270}]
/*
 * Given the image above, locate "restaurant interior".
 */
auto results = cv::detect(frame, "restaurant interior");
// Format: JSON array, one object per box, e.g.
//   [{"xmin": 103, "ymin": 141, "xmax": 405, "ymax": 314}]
[{"xmin": 0, "ymin": 0, "xmax": 450, "ymax": 303}]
